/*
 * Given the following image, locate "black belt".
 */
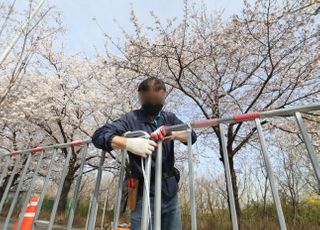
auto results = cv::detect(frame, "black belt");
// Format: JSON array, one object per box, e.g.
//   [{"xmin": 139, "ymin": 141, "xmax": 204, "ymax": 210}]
[
  {"xmin": 137, "ymin": 169, "xmax": 175, "ymax": 181},
  {"xmin": 162, "ymin": 170, "xmax": 175, "ymax": 179}
]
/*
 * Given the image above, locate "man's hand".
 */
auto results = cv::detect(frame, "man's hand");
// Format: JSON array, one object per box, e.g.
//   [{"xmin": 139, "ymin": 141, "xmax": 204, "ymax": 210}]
[
  {"xmin": 125, "ymin": 137, "xmax": 157, "ymax": 158},
  {"xmin": 150, "ymin": 125, "xmax": 173, "ymax": 141}
]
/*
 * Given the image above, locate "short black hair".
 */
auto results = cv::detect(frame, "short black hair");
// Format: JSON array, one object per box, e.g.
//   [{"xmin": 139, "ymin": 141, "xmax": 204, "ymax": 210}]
[{"xmin": 138, "ymin": 77, "xmax": 166, "ymax": 92}]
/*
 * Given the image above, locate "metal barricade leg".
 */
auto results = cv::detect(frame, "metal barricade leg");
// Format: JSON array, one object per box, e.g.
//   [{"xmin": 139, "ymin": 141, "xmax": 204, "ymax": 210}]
[
  {"xmin": 87, "ymin": 150, "xmax": 106, "ymax": 230},
  {"xmin": 141, "ymin": 155, "xmax": 152, "ymax": 230},
  {"xmin": 67, "ymin": 143, "xmax": 89, "ymax": 229},
  {"xmin": 187, "ymin": 129, "xmax": 197, "ymax": 230},
  {"xmin": 32, "ymin": 149, "xmax": 57, "ymax": 229},
  {"xmin": 255, "ymin": 118, "xmax": 287, "ymax": 230},
  {"xmin": 154, "ymin": 140, "xmax": 163, "ymax": 230},
  {"xmin": 0, "ymin": 155, "xmax": 21, "ymax": 214},
  {"xmin": 17, "ymin": 150, "xmax": 45, "ymax": 229},
  {"xmin": 101, "ymin": 188, "xmax": 109, "ymax": 230},
  {"xmin": 85, "ymin": 193, "xmax": 94, "ymax": 229},
  {"xmin": 48, "ymin": 147, "xmax": 73, "ymax": 230},
  {"xmin": 219, "ymin": 124, "xmax": 239, "ymax": 230},
  {"xmin": 4, "ymin": 152, "xmax": 32, "ymax": 229},
  {"xmin": 113, "ymin": 149, "xmax": 127, "ymax": 230},
  {"xmin": 294, "ymin": 112, "xmax": 320, "ymax": 185}
]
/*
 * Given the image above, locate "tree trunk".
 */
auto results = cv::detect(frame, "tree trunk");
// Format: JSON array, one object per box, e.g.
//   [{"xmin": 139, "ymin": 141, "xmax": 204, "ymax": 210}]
[
  {"xmin": 57, "ymin": 151, "xmax": 77, "ymax": 214},
  {"xmin": 0, "ymin": 176, "xmax": 9, "ymax": 199},
  {"xmin": 57, "ymin": 171, "xmax": 74, "ymax": 213}
]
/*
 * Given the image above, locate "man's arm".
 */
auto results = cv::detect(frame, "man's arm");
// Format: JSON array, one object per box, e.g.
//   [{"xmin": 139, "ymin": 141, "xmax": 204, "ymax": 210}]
[
  {"xmin": 92, "ymin": 114, "xmax": 129, "ymax": 152},
  {"xmin": 110, "ymin": 136, "xmax": 127, "ymax": 150},
  {"xmin": 171, "ymin": 113, "xmax": 197, "ymax": 145},
  {"xmin": 92, "ymin": 114, "xmax": 157, "ymax": 158},
  {"xmin": 170, "ymin": 131, "xmax": 187, "ymax": 143}
]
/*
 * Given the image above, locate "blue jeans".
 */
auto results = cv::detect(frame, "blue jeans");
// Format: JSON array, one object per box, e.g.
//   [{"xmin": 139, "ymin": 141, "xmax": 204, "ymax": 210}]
[{"xmin": 130, "ymin": 194, "xmax": 182, "ymax": 230}]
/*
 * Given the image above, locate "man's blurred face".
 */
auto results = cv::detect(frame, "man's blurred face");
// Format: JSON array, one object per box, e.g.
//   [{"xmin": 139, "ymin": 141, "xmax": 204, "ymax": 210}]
[{"xmin": 139, "ymin": 89, "xmax": 166, "ymax": 115}]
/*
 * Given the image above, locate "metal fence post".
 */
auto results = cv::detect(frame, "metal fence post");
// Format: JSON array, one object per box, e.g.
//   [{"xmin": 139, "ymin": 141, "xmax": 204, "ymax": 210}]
[
  {"xmin": 219, "ymin": 124, "xmax": 239, "ymax": 230},
  {"xmin": 187, "ymin": 129, "xmax": 197, "ymax": 230},
  {"xmin": 48, "ymin": 147, "xmax": 73, "ymax": 230},
  {"xmin": 294, "ymin": 112, "xmax": 320, "ymax": 185},
  {"xmin": 85, "ymin": 193, "xmax": 94, "ymax": 229},
  {"xmin": 32, "ymin": 149, "xmax": 57, "ymax": 229},
  {"xmin": 154, "ymin": 140, "xmax": 163, "ymax": 230},
  {"xmin": 101, "ymin": 188, "xmax": 109, "ymax": 230},
  {"xmin": 113, "ymin": 149, "xmax": 127, "ymax": 230},
  {"xmin": 87, "ymin": 150, "xmax": 106, "ymax": 230},
  {"xmin": 255, "ymin": 118, "xmax": 287, "ymax": 230},
  {"xmin": 141, "ymin": 154, "xmax": 152, "ymax": 230},
  {"xmin": 67, "ymin": 143, "xmax": 89, "ymax": 229}
]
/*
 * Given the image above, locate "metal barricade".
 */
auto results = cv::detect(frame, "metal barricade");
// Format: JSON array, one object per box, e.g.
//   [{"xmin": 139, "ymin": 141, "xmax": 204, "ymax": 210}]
[
  {"xmin": 0, "ymin": 102, "xmax": 319, "ymax": 230},
  {"xmin": 0, "ymin": 140, "xmax": 92, "ymax": 230}
]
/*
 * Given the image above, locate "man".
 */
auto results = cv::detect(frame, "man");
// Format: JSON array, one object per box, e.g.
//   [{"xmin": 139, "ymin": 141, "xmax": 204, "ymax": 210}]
[{"xmin": 92, "ymin": 77, "xmax": 197, "ymax": 229}]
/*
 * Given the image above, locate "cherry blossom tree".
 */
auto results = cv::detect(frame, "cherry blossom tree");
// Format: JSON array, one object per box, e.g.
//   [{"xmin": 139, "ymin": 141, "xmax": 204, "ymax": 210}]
[{"xmin": 0, "ymin": 0, "xmax": 60, "ymax": 110}]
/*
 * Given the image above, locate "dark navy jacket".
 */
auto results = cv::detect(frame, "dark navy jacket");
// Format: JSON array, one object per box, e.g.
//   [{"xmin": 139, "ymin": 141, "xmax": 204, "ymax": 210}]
[{"xmin": 92, "ymin": 109, "xmax": 197, "ymax": 200}]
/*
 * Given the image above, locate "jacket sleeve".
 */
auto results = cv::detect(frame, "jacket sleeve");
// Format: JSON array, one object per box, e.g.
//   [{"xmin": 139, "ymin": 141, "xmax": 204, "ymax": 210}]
[
  {"xmin": 92, "ymin": 114, "xmax": 130, "ymax": 151},
  {"xmin": 170, "ymin": 113, "xmax": 197, "ymax": 145}
]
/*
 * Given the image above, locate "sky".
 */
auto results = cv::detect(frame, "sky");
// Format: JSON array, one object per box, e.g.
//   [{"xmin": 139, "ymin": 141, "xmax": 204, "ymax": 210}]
[{"xmin": 47, "ymin": 0, "xmax": 247, "ymax": 55}]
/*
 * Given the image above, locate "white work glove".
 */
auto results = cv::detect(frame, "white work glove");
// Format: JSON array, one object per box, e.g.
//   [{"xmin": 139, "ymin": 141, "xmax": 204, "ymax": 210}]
[{"xmin": 125, "ymin": 138, "xmax": 157, "ymax": 158}]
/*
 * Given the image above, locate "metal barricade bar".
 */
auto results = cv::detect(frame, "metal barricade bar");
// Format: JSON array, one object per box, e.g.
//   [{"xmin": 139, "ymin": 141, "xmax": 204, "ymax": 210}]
[
  {"xmin": 141, "ymin": 149, "xmax": 152, "ymax": 230},
  {"xmin": 219, "ymin": 124, "xmax": 238, "ymax": 230},
  {"xmin": 294, "ymin": 112, "xmax": 320, "ymax": 184},
  {"xmin": 154, "ymin": 140, "xmax": 163, "ymax": 230},
  {"xmin": 48, "ymin": 146, "xmax": 73, "ymax": 230},
  {"xmin": 187, "ymin": 129, "xmax": 197, "ymax": 230},
  {"xmin": 86, "ymin": 149, "xmax": 106, "ymax": 230},
  {"xmin": 255, "ymin": 118, "xmax": 287, "ymax": 230},
  {"xmin": 112, "ymin": 149, "xmax": 127, "ymax": 230},
  {"xmin": 33, "ymin": 149, "xmax": 58, "ymax": 229},
  {"xmin": 67, "ymin": 143, "xmax": 89, "ymax": 229}
]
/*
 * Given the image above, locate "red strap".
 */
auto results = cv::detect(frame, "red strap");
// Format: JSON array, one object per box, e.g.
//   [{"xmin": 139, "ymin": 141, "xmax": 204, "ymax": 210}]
[
  {"xmin": 31, "ymin": 147, "xmax": 43, "ymax": 153},
  {"xmin": 10, "ymin": 151, "xmax": 20, "ymax": 156},
  {"xmin": 234, "ymin": 112, "xmax": 260, "ymax": 122},
  {"xmin": 71, "ymin": 140, "xmax": 83, "ymax": 146}
]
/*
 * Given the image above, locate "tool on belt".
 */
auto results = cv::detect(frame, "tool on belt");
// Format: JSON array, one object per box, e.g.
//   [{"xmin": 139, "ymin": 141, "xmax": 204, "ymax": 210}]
[
  {"xmin": 124, "ymin": 166, "xmax": 180, "ymax": 212},
  {"xmin": 127, "ymin": 177, "xmax": 139, "ymax": 211}
]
